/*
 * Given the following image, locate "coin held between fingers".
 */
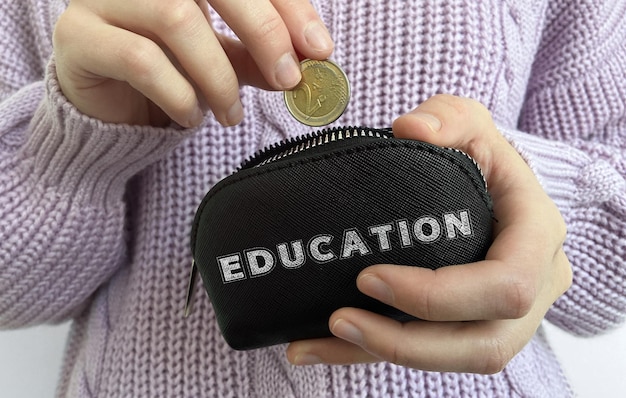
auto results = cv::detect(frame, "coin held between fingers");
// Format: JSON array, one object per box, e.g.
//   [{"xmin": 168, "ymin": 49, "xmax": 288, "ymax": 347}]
[{"xmin": 284, "ymin": 59, "xmax": 351, "ymax": 127}]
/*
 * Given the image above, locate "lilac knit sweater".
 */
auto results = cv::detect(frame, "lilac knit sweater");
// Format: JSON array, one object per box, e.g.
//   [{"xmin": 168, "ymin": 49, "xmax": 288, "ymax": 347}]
[{"xmin": 1, "ymin": 0, "xmax": 625, "ymax": 397}]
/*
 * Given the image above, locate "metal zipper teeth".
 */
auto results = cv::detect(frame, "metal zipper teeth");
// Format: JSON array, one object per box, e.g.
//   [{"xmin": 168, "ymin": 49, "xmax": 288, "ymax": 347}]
[
  {"xmin": 254, "ymin": 127, "xmax": 392, "ymax": 167},
  {"xmin": 445, "ymin": 147, "xmax": 489, "ymax": 190},
  {"xmin": 248, "ymin": 126, "xmax": 488, "ymax": 190}
]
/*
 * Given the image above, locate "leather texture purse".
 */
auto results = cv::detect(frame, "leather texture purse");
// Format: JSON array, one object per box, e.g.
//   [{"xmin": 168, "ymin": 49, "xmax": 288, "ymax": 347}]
[{"xmin": 189, "ymin": 126, "xmax": 493, "ymax": 350}]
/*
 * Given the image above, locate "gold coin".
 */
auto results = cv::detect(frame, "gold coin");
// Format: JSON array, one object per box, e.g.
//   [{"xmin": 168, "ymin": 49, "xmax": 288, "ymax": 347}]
[{"xmin": 284, "ymin": 59, "xmax": 350, "ymax": 127}]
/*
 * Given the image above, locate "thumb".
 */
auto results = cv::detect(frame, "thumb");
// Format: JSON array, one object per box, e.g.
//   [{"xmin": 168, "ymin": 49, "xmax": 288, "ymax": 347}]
[
  {"xmin": 392, "ymin": 94, "xmax": 511, "ymax": 185},
  {"xmin": 392, "ymin": 94, "xmax": 499, "ymax": 148}
]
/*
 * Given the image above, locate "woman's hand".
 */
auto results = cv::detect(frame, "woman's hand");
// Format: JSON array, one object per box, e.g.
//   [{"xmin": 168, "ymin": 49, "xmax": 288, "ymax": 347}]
[
  {"xmin": 53, "ymin": 0, "xmax": 333, "ymax": 127},
  {"xmin": 286, "ymin": 94, "xmax": 573, "ymax": 374}
]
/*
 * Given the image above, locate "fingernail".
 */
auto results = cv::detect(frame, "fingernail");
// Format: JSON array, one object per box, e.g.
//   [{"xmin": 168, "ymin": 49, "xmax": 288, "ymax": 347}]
[
  {"xmin": 331, "ymin": 319, "xmax": 363, "ymax": 346},
  {"xmin": 225, "ymin": 100, "xmax": 244, "ymax": 126},
  {"xmin": 304, "ymin": 21, "xmax": 334, "ymax": 53},
  {"xmin": 188, "ymin": 106, "xmax": 204, "ymax": 127},
  {"xmin": 358, "ymin": 274, "xmax": 394, "ymax": 305},
  {"xmin": 410, "ymin": 112, "xmax": 442, "ymax": 132},
  {"xmin": 275, "ymin": 53, "xmax": 302, "ymax": 89},
  {"xmin": 294, "ymin": 353, "xmax": 322, "ymax": 366}
]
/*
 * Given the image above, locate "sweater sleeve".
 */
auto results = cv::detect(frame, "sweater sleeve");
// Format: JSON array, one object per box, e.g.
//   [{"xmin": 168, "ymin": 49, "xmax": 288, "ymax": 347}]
[
  {"xmin": 501, "ymin": 0, "xmax": 626, "ymax": 337},
  {"xmin": 0, "ymin": 56, "xmax": 196, "ymax": 328}
]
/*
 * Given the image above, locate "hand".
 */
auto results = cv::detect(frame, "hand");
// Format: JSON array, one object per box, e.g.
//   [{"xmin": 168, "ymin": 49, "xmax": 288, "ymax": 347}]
[
  {"xmin": 53, "ymin": 0, "xmax": 334, "ymax": 127},
  {"xmin": 286, "ymin": 94, "xmax": 573, "ymax": 374}
]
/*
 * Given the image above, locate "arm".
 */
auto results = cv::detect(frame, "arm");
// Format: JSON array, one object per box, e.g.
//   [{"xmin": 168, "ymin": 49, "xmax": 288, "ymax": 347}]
[
  {"xmin": 0, "ymin": 58, "xmax": 193, "ymax": 328},
  {"xmin": 1, "ymin": 0, "xmax": 334, "ymax": 328},
  {"xmin": 0, "ymin": 0, "xmax": 135, "ymax": 328},
  {"xmin": 502, "ymin": 0, "xmax": 626, "ymax": 336},
  {"xmin": 286, "ymin": 94, "xmax": 573, "ymax": 372},
  {"xmin": 285, "ymin": 1, "xmax": 625, "ymax": 371}
]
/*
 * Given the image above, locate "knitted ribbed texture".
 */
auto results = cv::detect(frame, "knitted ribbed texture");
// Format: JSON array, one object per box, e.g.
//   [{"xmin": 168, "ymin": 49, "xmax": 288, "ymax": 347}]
[{"xmin": 1, "ymin": 0, "xmax": 624, "ymax": 397}]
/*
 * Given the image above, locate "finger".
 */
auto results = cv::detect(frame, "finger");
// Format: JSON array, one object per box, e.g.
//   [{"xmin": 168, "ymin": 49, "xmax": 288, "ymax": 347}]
[
  {"xmin": 289, "ymin": 252, "xmax": 570, "ymax": 369},
  {"xmin": 391, "ymin": 94, "xmax": 556, "ymax": 206},
  {"xmin": 358, "ymin": 260, "xmax": 535, "ymax": 322},
  {"xmin": 54, "ymin": 10, "xmax": 202, "ymax": 127},
  {"xmin": 97, "ymin": 0, "xmax": 243, "ymax": 126},
  {"xmin": 210, "ymin": 0, "xmax": 303, "ymax": 89},
  {"xmin": 392, "ymin": 94, "xmax": 496, "ymax": 150},
  {"xmin": 392, "ymin": 94, "xmax": 566, "ymax": 250},
  {"xmin": 356, "ymin": 198, "xmax": 567, "ymax": 321},
  {"xmin": 286, "ymin": 336, "xmax": 377, "ymax": 366},
  {"xmin": 322, "ymin": 307, "xmax": 540, "ymax": 374},
  {"xmin": 271, "ymin": 0, "xmax": 335, "ymax": 58},
  {"xmin": 218, "ymin": 35, "xmax": 274, "ymax": 90},
  {"xmin": 392, "ymin": 94, "xmax": 511, "ymax": 190},
  {"xmin": 192, "ymin": 2, "xmax": 273, "ymax": 91},
  {"xmin": 196, "ymin": 0, "xmax": 212, "ymax": 23},
  {"xmin": 384, "ymin": 96, "xmax": 571, "ymax": 320},
  {"xmin": 213, "ymin": 0, "xmax": 333, "ymax": 88}
]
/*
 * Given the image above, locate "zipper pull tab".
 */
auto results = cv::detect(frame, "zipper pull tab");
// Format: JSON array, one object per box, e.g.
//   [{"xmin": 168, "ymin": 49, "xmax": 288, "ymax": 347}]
[{"xmin": 183, "ymin": 259, "xmax": 198, "ymax": 317}]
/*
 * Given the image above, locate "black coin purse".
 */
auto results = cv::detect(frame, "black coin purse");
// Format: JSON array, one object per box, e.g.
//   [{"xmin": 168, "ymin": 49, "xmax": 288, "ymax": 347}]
[{"xmin": 188, "ymin": 126, "xmax": 493, "ymax": 350}]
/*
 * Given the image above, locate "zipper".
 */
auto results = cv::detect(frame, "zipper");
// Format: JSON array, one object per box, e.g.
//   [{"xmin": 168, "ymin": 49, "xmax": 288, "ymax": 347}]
[
  {"xmin": 240, "ymin": 126, "xmax": 394, "ymax": 169},
  {"xmin": 183, "ymin": 259, "xmax": 197, "ymax": 318},
  {"xmin": 241, "ymin": 125, "xmax": 486, "ymax": 188},
  {"xmin": 185, "ymin": 127, "xmax": 393, "ymax": 316},
  {"xmin": 184, "ymin": 126, "xmax": 488, "ymax": 317}
]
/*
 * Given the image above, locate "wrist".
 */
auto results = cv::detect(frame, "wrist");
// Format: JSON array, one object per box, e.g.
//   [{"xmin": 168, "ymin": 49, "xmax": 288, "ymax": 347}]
[{"xmin": 20, "ymin": 59, "xmax": 197, "ymax": 208}]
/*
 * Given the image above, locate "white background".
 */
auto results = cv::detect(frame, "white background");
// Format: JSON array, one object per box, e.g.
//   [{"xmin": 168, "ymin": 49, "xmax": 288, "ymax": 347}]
[{"xmin": 0, "ymin": 322, "xmax": 625, "ymax": 397}]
